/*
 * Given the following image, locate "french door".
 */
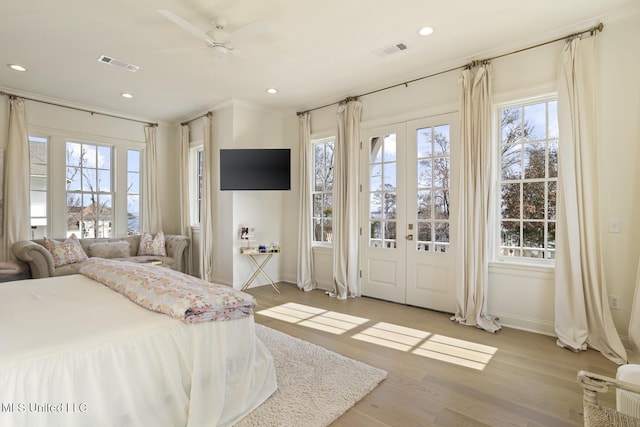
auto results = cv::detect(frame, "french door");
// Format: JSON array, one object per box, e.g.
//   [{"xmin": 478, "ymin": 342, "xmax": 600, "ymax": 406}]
[{"xmin": 359, "ymin": 114, "xmax": 457, "ymax": 312}]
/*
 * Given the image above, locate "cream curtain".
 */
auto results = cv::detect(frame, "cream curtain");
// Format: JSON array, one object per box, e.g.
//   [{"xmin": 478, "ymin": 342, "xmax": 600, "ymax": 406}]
[
  {"xmin": 297, "ymin": 113, "xmax": 315, "ymax": 291},
  {"xmin": 179, "ymin": 124, "xmax": 193, "ymax": 275},
  {"xmin": 142, "ymin": 125, "xmax": 162, "ymax": 234},
  {"xmin": 554, "ymin": 35, "xmax": 626, "ymax": 364},
  {"xmin": 628, "ymin": 258, "xmax": 640, "ymax": 363},
  {"xmin": 332, "ymin": 99, "xmax": 362, "ymax": 299},
  {"xmin": 199, "ymin": 114, "xmax": 215, "ymax": 282},
  {"xmin": 452, "ymin": 64, "xmax": 501, "ymax": 333},
  {"xmin": 3, "ymin": 97, "xmax": 31, "ymax": 260}
]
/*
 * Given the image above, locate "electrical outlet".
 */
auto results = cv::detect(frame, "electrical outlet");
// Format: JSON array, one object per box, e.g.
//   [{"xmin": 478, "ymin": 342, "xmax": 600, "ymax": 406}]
[{"xmin": 609, "ymin": 294, "xmax": 621, "ymax": 310}]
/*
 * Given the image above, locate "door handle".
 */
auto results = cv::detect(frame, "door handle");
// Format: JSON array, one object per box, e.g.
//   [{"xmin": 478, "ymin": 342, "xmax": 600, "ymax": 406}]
[{"xmin": 406, "ymin": 234, "xmax": 414, "ymax": 241}]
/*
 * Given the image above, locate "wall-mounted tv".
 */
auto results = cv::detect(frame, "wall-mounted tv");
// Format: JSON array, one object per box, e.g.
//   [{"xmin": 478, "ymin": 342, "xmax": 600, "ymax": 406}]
[{"xmin": 220, "ymin": 148, "xmax": 291, "ymax": 191}]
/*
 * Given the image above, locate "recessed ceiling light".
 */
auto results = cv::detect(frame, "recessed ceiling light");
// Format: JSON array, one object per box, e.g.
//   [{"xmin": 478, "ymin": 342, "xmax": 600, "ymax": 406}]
[
  {"xmin": 266, "ymin": 88, "xmax": 278, "ymax": 94},
  {"xmin": 417, "ymin": 26, "xmax": 434, "ymax": 37},
  {"xmin": 121, "ymin": 93, "xmax": 134, "ymax": 99},
  {"xmin": 8, "ymin": 64, "xmax": 27, "ymax": 72}
]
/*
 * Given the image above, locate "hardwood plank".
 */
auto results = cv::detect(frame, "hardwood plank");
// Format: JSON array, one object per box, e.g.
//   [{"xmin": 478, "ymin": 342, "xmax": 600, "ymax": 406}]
[{"xmin": 246, "ymin": 283, "xmax": 620, "ymax": 426}]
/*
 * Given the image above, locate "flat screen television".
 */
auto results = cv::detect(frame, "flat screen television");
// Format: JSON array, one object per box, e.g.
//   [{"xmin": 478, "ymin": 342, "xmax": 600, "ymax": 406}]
[{"xmin": 220, "ymin": 148, "xmax": 291, "ymax": 191}]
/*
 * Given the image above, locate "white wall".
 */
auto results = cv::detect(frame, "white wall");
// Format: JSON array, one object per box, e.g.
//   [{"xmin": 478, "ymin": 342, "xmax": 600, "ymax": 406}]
[{"xmin": 295, "ymin": 13, "xmax": 640, "ymax": 338}]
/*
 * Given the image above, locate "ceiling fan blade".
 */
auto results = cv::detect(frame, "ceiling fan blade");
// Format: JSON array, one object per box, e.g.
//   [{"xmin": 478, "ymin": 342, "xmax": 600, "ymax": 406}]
[
  {"xmin": 230, "ymin": 20, "xmax": 268, "ymax": 43},
  {"xmin": 158, "ymin": 9, "xmax": 214, "ymax": 45}
]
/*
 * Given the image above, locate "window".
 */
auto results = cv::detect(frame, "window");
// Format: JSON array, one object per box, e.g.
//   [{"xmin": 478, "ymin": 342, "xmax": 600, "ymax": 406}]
[
  {"xmin": 127, "ymin": 150, "xmax": 141, "ymax": 235},
  {"xmin": 29, "ymin": 136, "xmax": 48, "ymax": 239},
  {"xmin": 498, "ymin": 98, "xmax": 558, "ymax": 261},
  {"xmin": 416, "ymin": 124, "xmax": 451, "ymax": 253},
  {"xmin": 369, "ymin": 134, "xmax": 397, "ymax": 249},
  {"xmin": 312, "ymin": 137, "xmax": 334, "ymax": 244},
  {"xmin": 189, "ymin": 147, "xmax": 204, "ymax": 225},
  {"xmin": 65, "ymin": 142, "xmax": 113, "ymax": 238}
]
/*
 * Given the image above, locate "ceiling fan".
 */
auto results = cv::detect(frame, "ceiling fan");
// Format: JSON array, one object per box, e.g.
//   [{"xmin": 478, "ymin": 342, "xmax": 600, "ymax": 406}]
[{"xmin": 158, "ymin": 9, "xmax": 267, "ymax": 57}]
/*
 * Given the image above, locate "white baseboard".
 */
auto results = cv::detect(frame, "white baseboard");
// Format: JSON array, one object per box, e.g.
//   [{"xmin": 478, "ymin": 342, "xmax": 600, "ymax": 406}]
[{"xmin": 491, "ymin": 311, "xmax": 556, "ymax": 337}]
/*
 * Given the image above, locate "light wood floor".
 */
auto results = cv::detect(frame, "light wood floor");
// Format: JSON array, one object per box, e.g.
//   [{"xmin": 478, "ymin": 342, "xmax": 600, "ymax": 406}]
[{"xmin": 245, "ymin": 282, "xmax": 618, "ymax": 427}]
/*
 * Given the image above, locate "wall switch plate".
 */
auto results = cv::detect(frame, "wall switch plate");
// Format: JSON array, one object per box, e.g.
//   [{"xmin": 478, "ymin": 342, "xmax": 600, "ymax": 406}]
[
  {"xmin": 608, "ymin": 219, "xmax": 621, "ymax": 233},
  {"xmin": 609, "ymin": 294, "xmax": 621, "ymax": 310}
]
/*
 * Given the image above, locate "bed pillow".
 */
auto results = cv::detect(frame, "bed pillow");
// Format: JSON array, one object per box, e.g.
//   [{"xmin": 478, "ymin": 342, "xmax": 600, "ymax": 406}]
[
  {"xmin": 88, "ymin": 241, "xmax": 131, "ymax": 259},
  {"xmin": 137, "ymin": 231, "xmax": 167, "ymax": 256},
  {"xmin": 43, "ymin": 234, "xmax": 88, "ymax": 267}
]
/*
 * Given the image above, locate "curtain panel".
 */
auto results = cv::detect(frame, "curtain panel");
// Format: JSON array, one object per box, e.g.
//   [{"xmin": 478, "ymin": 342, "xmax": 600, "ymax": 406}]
[
  {"xmin": 554, "ymin": 35, "xmax": 626, "ymax": 364},
  {"xmin": 200, "ymin": 115, "xmax": 215, "ymax": 282},
  {"xmin": 2, "ymin": 97, "xmax": 31, "ymax": 260},
  {"xmin": 453, "ymin": 64, "xmax": 501, "ymax": 333},
  {"xmin": 297, "ymin": 113, "xmax": 315, "ymax": 291},
  {"xmin": 179, "ymin": 124, "xmax": 193, "ymax": 276},
  {"xmin": 332, "ymin": 100, "xmax": 362, "ymax": 299},
  {"xmin": 142, "ymin": 125, "xmax": 163, "ymax": 234}
]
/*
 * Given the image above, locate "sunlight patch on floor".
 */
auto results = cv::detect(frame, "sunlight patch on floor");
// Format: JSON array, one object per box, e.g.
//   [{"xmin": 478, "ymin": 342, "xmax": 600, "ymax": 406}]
[
  {"xmin": 353, "ymin": 322, "xmax": 497, "ymax": 371},
  {"xmin": 257, "ymin": 302, "xmax": 369, "ymax": 335}
]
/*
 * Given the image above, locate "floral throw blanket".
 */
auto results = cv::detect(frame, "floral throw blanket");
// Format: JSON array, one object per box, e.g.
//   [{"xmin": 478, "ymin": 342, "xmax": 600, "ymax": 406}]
[{"xmin": 80, "ymin": 258, "xmax": 256, "ymax": 323}]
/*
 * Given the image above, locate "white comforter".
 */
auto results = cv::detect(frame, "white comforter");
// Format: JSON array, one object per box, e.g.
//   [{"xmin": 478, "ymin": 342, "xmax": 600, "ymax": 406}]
[{"xmin": 0, "ymin": 274, "xmax": 277, "ymax": 427}]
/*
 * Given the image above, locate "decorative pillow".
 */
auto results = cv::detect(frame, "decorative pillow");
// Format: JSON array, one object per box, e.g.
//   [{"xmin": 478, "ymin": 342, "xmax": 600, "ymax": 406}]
[
  {"xmin": 137, "ymin": 231, "xmax": 167, "ymax": 256},
  {"xmin": 43, "ymin": 234, "xmax": 88, "ymax": 267},
  {"xmin": 88, "ymin": 241, "xmax": 131, "ymax": 259}
]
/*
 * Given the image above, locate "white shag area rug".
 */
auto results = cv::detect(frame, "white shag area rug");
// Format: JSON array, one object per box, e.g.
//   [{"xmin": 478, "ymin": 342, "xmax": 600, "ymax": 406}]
[{"xmin": 234, "ymin": 324, "xmax": 387, "ymax": 427}]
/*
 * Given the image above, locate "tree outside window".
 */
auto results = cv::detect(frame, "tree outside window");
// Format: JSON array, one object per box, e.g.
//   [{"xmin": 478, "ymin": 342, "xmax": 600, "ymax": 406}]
[
  {"xmin": 499, "ymin": 99, "xmax": 558, "ymax": 261},
  {"xmin": 312, "ymin": 138, "xmax": 334, "ymax": 244},
  {"xmin": 66, "ymin": 142, "xmax": 113, "ymax": 238}
]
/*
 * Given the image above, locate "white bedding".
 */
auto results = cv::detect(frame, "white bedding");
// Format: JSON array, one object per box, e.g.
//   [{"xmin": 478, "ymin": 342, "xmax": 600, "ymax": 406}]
[{"xmin": 0, "ymin": 274, "xmax": 277, "ymax": 427}]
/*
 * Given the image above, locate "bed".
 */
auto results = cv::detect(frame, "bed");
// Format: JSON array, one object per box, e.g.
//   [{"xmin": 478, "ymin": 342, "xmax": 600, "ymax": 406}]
[{"xmin": 0, "ymin": 266, "xmax": 277, "ymax": 427}]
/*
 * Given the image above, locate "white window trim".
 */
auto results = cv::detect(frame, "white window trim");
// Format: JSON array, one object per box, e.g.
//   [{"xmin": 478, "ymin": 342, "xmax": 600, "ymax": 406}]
[
  {"xmin": 311, "ymin": 135, "xmax": 335, "ymax": 247},
  {"xmin": 28, "ymin": 126, "xmax": 145, "ymax": 238},
  {"xmin": 189, "ymin": 141, "xmax": 204, "ymax": 226},
  {"xmin": 493, "ymin": 93, "xmax": 558, "ymax": 267}
]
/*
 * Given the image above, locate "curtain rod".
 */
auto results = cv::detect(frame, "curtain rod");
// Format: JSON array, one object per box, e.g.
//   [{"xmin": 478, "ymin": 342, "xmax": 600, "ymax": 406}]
[
  {"xmin": 296, "ymin": 22, "xmax": 604, "ymax": 116},
  {"xmin": 0, "ymin": 90, "xmax": 157, "ymax": 126},
  {"xmin": 181, "ymin": 111, "xmax": 212, "ymax": 126}
]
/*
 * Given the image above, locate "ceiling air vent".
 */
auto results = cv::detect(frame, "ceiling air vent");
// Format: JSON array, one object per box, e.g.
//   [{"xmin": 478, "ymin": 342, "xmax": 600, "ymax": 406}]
[
  {"xmin": 373, "ymin": 42, "xmax": 408, "ymax": 58},
  {"xmin": 97, "ymin": 55, "xmax": 140, "ymax": 72}
]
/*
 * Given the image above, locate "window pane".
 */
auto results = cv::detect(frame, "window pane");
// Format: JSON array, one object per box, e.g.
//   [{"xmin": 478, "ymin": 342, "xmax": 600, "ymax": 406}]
[
  {"xmin": 434, "ymin": 190, "xmax": 449, "ymax": 219},
  {"xmin": 383, "ymin": 162, "xmax": 396, "ymax": 190},
  {"xmin": 323, "ymin": 219, "xmax": 333, "ymax": 243},
  {"xmin": 313, "ymin": 219, "xmax": 322, "ymax": 241},
  {"xmin": 548, "ymin": 101, "xmax": 558, "ymax": 138},
  {"xmin": 501, "ymin": 144, "xmax": 522, "ymax": 180},
  {"xmin": 433, "ymin": 125, "xmax": 450, "ymax": 155},
  {"xmin": 501, "ymin": 107, "xmax": 522, "ymax": 144},
  {"xmin": 434, "ymin": 222, "xmax": 449, "ymax": 244},
  {"xmin": 433, "ymin": 158, "xmax": 449, "ymax": 188},
  {"xmin": 370, "ymin": 221, "xmax": 382, "ymax": 239},
  {"xmin": 548, "ymin": 140, "xmax": 558, "ymax": 178},
  {"xmin": 323, "ymin": 193, "xmax": 333, "ymax": 218},
  {"xmin": 547, "ymin": 181, "xmax": 557, "ymax": 220},
  {"xmin": 128, "ymin": 150, "xmax": 140, "ymax": 172},
  {"xmin": 524, "ymin": 142, "xmax": 545, "ymax": 179},
  {"xmin": 313, "ymin": 194, "xmax": 322, "ymax": 217},
  {"xmin": 501, "ymin": 221, "xmax": 520, "ymax": 247},
  {"xmin": 383, "ymin": 192, "xmax": 396, "ymax": 220},
  {"xmin": 370, "ymin": 193, "xmax": 382, "ymax": 219},
  {"xmin": 385, "ymin": 221, "xmax": 396, "ymax": 241},
  {"xmin": 98, "ymin": 146, "xmax": 111, "ymax": 169},
  {"xmin": 66, "ymin": 142, "xmax": 82, "ymax": 166},
  {"xmin": 523, "ymin": 182, "xmax": 545, "ymax": 219},
  {"xmin": 524, "ymin": 103, "xmax": 546, "ymax": 140},
  {"xmin": 417, "ymin": 160, "xmax": 432, "ymax": 188},
  {"xmin": 501, "ymin": 183, "xmax": 520, "ymax": 219},
  {"xmin": 66, "ymin": 167, "xmax": 81, "ymax": 191},
  {"xmin": 418, "ymin": 222, "xmax": 431, "ymax": 243},
  {"xmin": 370, "ymin": 164, "xmax": 382, "ymax": 191},
  {"xmin": 383, "ymin": 135, "xmax": 396, "ymax": 162},
  {"xmin": 128, "ymin": 172, "xmax": 140, "ymax": 194},
  {"xmin": 82, "ymin": 169, "xmax": 97, "ymax": 192},
  {"xmin": 98, "ymin": 170, "xmax": 111, "ymax": 192},
  {"xmin": 417, "ymin": 190, "xmax": 431, "ymax": 220},
  {"xmin": 370, "ymin": 137, "xmax": 383, "ymax": 163},
  {"xmin": 523, "ymin": 221, "xmax": 544, "ymax": 248},
  {"xmin": 315, "ymin": 143, "xmax": 325, "ymax": 167},
  {"xmin": 417, "ymin": 128, "xmax": 432, "ymax": 158}
]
